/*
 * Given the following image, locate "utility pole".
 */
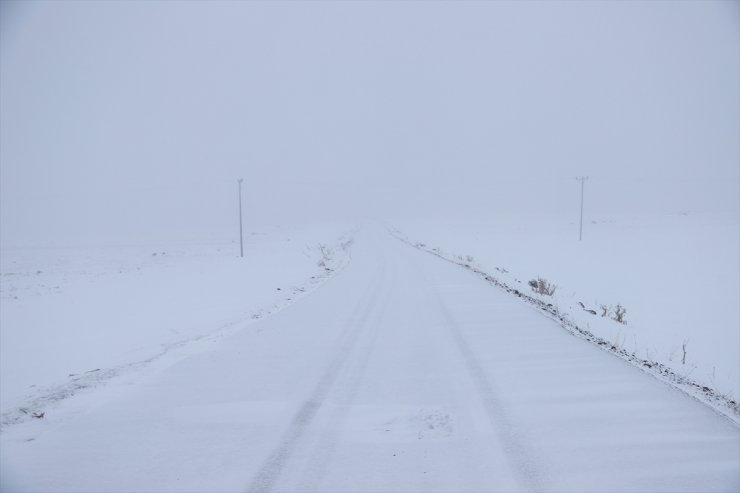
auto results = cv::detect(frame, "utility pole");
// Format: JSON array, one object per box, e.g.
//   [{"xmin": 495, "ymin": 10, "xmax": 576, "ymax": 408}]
[
  {"xmin": 577, "ymin": 176, "xmax": 589, "ymax": 241},
  {"xmin": 237, "ymin": 178, "xmax": 244, "ymax": 257}
]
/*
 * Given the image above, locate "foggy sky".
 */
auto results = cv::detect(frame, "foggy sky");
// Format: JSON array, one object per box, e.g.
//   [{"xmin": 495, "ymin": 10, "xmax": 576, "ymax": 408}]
[{"xmin": 1, "ymin": 0, "xmax": 738, "ymax": 246}]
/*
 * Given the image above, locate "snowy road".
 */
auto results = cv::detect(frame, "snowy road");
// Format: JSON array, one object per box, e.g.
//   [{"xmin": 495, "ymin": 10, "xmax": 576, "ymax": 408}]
[{"xmin": 2, "ymin": 228, "xmax": 738, "ymax": 492}]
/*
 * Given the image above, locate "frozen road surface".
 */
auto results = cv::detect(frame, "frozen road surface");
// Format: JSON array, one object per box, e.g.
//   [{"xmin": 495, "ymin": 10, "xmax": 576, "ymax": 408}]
[{"xmin": 2, "ymin": 228, "xmax": 738, "ymax": 492}]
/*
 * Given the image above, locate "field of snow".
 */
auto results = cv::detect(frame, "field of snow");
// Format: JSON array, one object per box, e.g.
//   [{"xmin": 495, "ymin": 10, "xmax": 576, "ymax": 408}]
[
  {"xmin": 1, "ymin": 226, "xmax": 737, "ymax": 493},
  {"xmin": 0, "ymin": 223, "xmax": 354, "ymax": 426},
  {"xmin": 393, "ymin": 211, "xmax": 740, "ymax": 409}
]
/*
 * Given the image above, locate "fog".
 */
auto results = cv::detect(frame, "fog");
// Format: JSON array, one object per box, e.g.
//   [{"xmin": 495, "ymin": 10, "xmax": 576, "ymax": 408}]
[{"xmin": 1, "ymin": 0, "xmax": 738, "ymax": 246}]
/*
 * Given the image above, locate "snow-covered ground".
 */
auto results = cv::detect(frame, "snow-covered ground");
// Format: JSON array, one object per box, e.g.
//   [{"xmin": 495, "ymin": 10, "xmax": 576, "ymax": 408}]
[
  {"xmin": 0, "ymin": 222, "xmax": 354, "ymax": 426},
  {"xmin": 392, "ymin": 210, "xmax": 740, "ymax": 409},
  {"xmin": 1, "ymin": 226, "xmax": 737, "ymax": 492}
]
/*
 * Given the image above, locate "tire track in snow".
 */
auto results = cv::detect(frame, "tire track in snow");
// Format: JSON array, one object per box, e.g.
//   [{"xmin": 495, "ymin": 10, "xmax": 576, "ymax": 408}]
[
  {"xmin": 246, "ymin": 252, "xmax": 391, "ymax": 493},
  {"xmin": 294, "ymin": 246, "xmax": 397, "ymax": 491},
  {"xmin": 441, "ymin": 306, "xmax": 545, "ymax": 492},
  {"xmin": 405, "ymin": 243, "xmax": 547, "ymax": 493}
]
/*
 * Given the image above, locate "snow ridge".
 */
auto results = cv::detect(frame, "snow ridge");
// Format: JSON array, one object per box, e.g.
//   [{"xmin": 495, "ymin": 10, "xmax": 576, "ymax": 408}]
[
  {"xmin": 0, "ymin": 231, "xmax": 356, "ymax": 431},
  {"xmin": 389, "ymin": 227, "xmax": 740, "ymax": 426}
]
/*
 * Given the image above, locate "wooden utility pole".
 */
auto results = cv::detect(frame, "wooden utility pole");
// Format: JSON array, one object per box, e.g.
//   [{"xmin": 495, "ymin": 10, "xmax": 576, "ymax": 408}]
[
  {"xmin": 238, "ymin": 178, "xmax": 244, "ymax": 257},
  {"xmin": 577, "ymin": 176, "xmax": 589, "ymax": 241}
]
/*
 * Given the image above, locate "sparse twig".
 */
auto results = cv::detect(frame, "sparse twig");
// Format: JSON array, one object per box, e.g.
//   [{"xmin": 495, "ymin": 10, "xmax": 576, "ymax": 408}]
[{"xmin": 613, "ymin": 304, "xmax": 626, "ymax": 324}]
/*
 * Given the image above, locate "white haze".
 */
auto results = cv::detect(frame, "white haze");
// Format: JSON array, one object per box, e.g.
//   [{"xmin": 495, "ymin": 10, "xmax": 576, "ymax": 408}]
[{"xmin": 1, "ymin": 0, "xmax": 738, "ymax": 246}]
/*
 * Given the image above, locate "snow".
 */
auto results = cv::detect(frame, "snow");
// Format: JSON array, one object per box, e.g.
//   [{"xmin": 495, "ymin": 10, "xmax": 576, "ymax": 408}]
[
  {"xmin": 1, "ymin": 227, "xmax": 738, "ymax": 492},
  {"xmin": 1, "ymin": 0, "xmax": 737, "ymax": 490},
  {"xmin": 0, "ymin": 223, "xmax": 354, "ymax": 425},
  {"xmin": 392, "ymin": 210, "xmax": 740, "ymax": 405}
]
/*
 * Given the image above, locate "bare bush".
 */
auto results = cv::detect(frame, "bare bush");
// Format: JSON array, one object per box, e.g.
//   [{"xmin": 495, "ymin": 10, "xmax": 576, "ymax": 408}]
[
  {"xmin": 529, "ymin": 277, "xmax": 557, "ymax": 296},
  {"xmin": 599, "ymin": 304, "xmax": 609, "ymax": 317},
  {"xmin": 613, "ymin": 303, "xmax": 626, "ymax": 324},
  {"xmin": 317, "ymin": 244, "xmax": 333, "ymax": 268},
  {"xmin": 542, "ymin": 281, "xmax": 557, "ymax": 296}
]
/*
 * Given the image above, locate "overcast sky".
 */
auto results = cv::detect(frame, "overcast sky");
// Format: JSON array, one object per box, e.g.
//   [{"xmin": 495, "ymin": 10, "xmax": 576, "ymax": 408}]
[{"xmin": 1, "ymin": 0, "xmax": 738, "ymax": 246}]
